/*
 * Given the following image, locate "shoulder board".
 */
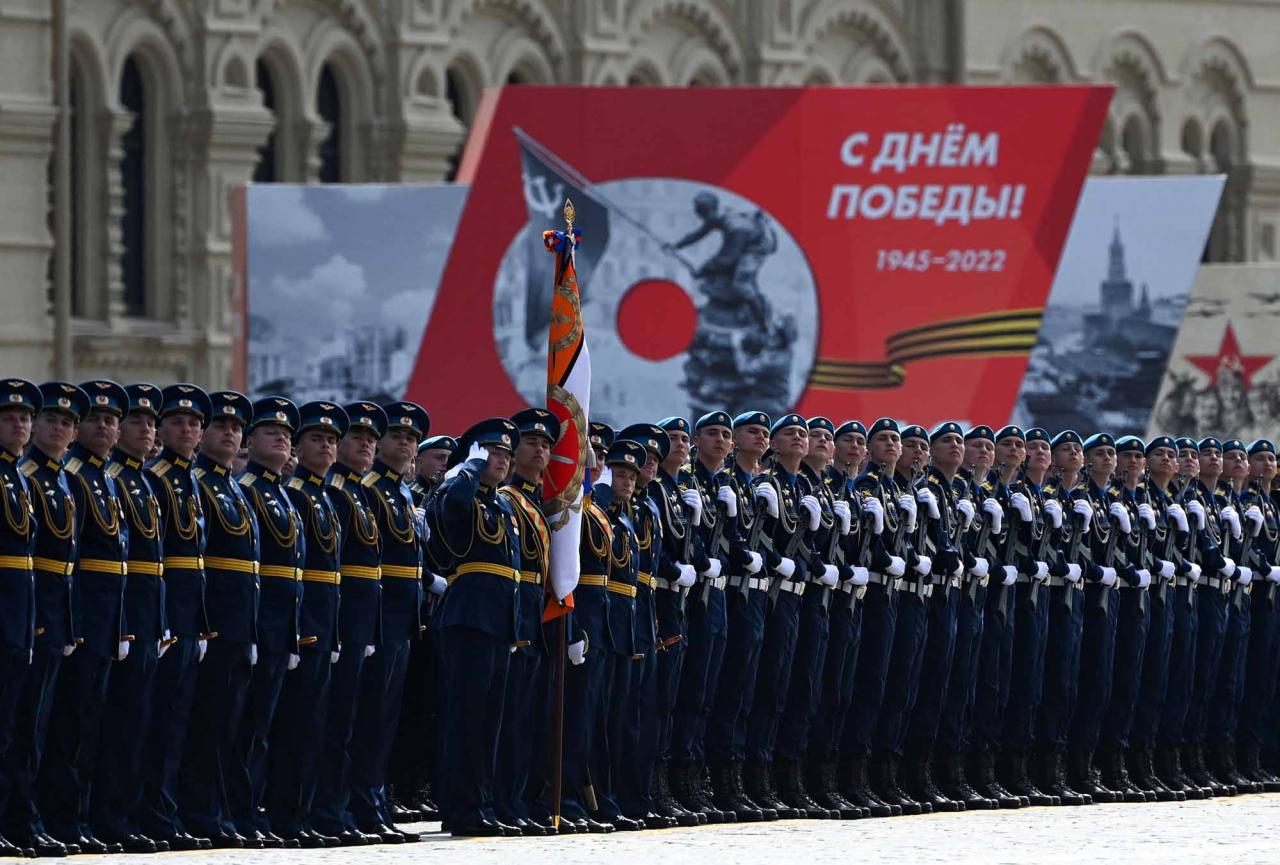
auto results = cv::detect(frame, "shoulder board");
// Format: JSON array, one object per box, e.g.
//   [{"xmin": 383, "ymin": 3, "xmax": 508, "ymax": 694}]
[
  {"xmin": 150, "ymin": 459, "xmax": 171, "ymax": 477},
  {"xmin": 105, "ymin": 462, "xmax": 123, "ymax": 479},
  {"xmin": 64, "ymin": 457, "xmax": 83, "ymax": 475},
  {"xmin": 287, "ymin": 477, "xmax": 304, "ymax": 490},
  {"xmin": 19, "ymin": 460, "xmax": 38, "ymax": 478},
  {"xmin": 192, "ymin": 467, "xmax": 206, "ymax": 480},
  {"xmin": 238, "ymin": 472, "xmax": 258, "ymax": 488},
  {"xmin": 360, "ymin": 473, "xmax": 379, "ymax": 488},
  {"xmin": 1044, "ymin": 482, "xmax": 1058, "ymax": 495},
  {"xmin": 328, "ymin": 473, "xmax": 345, "ymax": 490},
  {"xmin": 980, "ymin": 480, "xmax": 993, "ymax": 492}
]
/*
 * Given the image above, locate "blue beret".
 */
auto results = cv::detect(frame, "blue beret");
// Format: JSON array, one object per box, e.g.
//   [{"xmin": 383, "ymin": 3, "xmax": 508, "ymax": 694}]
[
  {"xmin": 770, "ymin": 413, "xmax": 807, "ymax": 437},
  {"xmin": 511, "ymin": 407, "xmax": 560, "ymax": 444},
  {"xmin": 80, "ymin": 380, "xmax": 128, "ymax": 418},
  {"xmin": 995, "ymin": 425, "xmax": 1025, "ymax": 442},
  {"xmin": 39, "ymin": 381, "xmax": 90, "ymax": 422},
  {"xmin": 867, "ymin": 417, "xmax": 900, "ymax": 438},
  {"xmin": 835, "ymin": 420, "xmax": 866, "ymax": 438},
  {"xmin": 900, "ymin": 424, "xmax": 927, "ymax": 443},
  {"xmin": 208, "ymin": 390, "xmax": 253, "ymax": 427},
  {"xmin": 1248, "ymin": 439, "xmax": 1275, "ymax": 456},
  {"xmin": 297, "ymin": 401, "xmax": 348, "ymax": 438},
  {"xmin": 964, "ymin": 425, "xmax": 995, "ymax": 443},
  {"xmin": 618, "ymin": 423, "xmax": 670, "ymax": 461},
  {"xmin": 589, "ymin": 422, "xmax": 615, "ymax": 449},
  {"xmin": 0, "ymin": 378, "xmax": 40, "ymax": 414},
  {"xmin": 1175, "ymin": 436, "xmax": 1199, "ymax": 452},
  {"xmin": 1222, "ymin": 438, "xmax": 1246, "ymax": 455},
  {"xmin": 1198, "ymin": 437, "xmax": 1222, "ymax": 452},
  {"xmin": 383, "ymin": 401, "xmax": 430, "ymax": 440},
  {"xmin": 1083, "ymin": 433, "xmax": 1115, "ymax": 452},
  {"xmin": 657, "ymin": 416, "xmax": 689, "ymax": 435},
  {"xmin": 733, "ymin": 411, "xmax": 771, "ymax": 430},
  {"xmin": 930, "ymin": 421, "xmax": 964, "ymax": 443},
  {"xmin": 695, "ymin": 411, "xmax": 733, "ymax": 432},
  {"xmin": 1114, "ymin": 435, "xmax": 1145, "ymax": 454},
  {"xmin": 807, "ymin": 416, "xmax": 835, "ymax": 434},
  {"xmin": 344, "ymin": 401, "xmax": 387, "ymax": 439},
  {"xmin": 1145, "ymin": 435, "xmax": 1176, "ymax": 455},
  {"xmin": 159, "ymin": 383, "xmax": 212, "ymax": 423},
  {"xmin": 124, "ymin": 383, "xmax": 161, "ymax": 418},
  {"xmin": 1025, "ymin": 427, "xmax": 1050, "ymax": 444},
  {"xmin": 250, "ymin": 396, "xmax": 300, "ymax": 433},
  {"xmin": 419, "ymin": 434, "xmax": 457, "ymax": 454},
  {"xmin": 1050, "ymin": 430, "xmax": 1082, "ymax": 448},
  {"xmin": 606, "ymin": 440, "xmax": 648, "ymax": 470}
]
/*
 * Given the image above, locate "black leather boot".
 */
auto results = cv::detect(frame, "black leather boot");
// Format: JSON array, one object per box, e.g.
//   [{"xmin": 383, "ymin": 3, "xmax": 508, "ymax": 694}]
[
  {"xmin": 973, "ymin": 751, "xmax": 1021, "ymax": 809},
  {"xmin": 1004, "ymin": 748, "xmax": 1054, "ymax": 806},
  {"xmin": 745, "ymin": 760, "xmax": 799, "ymax": 820},
  {"xmin": 710, "ymin": 762, "xmax": 764, "ymax": 822},
  {"xmin": 1069, "ymin": 749, "xmax": 1116, "ymax": 804},
  {"xmin": 840, "ymin": 755, "xmax": 896, "ymax": 817},
  {"xmin": 1041, "ymin": 750, "xmax": 1089, "ymax": 806},
  {"xmin": 734, "ymin": 761, "xmax": 778, "ymax": 820},
  {"xmin": 913, "ymin": 754, "xmax": 963, "ymax": 812},
  {"xmin": 873, "ymin": 754, "xmax": 925, "ymax": 815},
  {"xmin": 654, "ymin": 762, "xmax": 702, "ymax": 826},
  {"xmin": 809, "ymin": 760, "xmax": 864, "ymax": 818},
  {"xmin": 941, "ymin": 752, "xmax": 997, "ymax": 810}
]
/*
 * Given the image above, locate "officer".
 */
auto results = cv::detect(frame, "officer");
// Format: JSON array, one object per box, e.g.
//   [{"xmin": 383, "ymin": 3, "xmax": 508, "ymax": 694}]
[
  {"xmin": 1238, "ymin": 439, "xmax": 1280, "ymax": 790},
  {"xmin": 179, "ymin": 389, "xmax": 261, "ymax": 848},
  {"xmin": 409, "ymin": 435, "xmax": 453, "ymax": 507},
  {"xmin": 348, "ymin": 400, "xmax": 428, "ymax": 842},
  {"xmin": 648, "ymin": 417, "xmax": 702, "ymax": 827},
  {"xmin": 810, "ymin": 420, "xmax": 869, "ymax": 817},
  {"xmin": 741, "ymin": 414, "xmax": 815, "ymax": 820},
  {"xmin": 231, "ymin": 398, "xmax": 304, "ymax": 846},
  {"xmin": 1034, "ymin": 430, "xmax": 1095, "ymax": 806},
  {"xmin": 871, "ymin": 423, "xmax": 939, "ymax": 814},
  {"xmin": 92, "ymin": 384, "xmax": 168, "ymax": 852},
  {"xmin": 270, "ymin": 402, "xmax": 350, "ymax": 845},
  {"xmin": 613, "ymin": 423, "xmax": 676, "ymax": 829},
  {"xmin": 432, "ymin": 418, "xmax": 521, "ymax": 836},
  {"xmin": 1128, "ymin": 435, "xmax": 1190, "ymax": 801},
  {"xmin": 311, "ymin": 402, "xmax": 387, "ymax": 846},
  {"xmin": 493, "ymin": 408, "xmax": 558, "ymax": 835},
  {"xmin": 5, "ymin": 383, "xmax": 87, "ymax": 856},
  {"xmin": 138, "ymin": 383, "xmax": 213, "ymax": 851},
  {"xmin": 36, "ymin": 380, "xmax": 128, "ymax": 854},
  {"xmin": 0, "ymin": 379, "xmax": 40, "ymax": 860},
  {"xmin": 933, "ymin": 425, "xmax": 1001, "ymax": 811},
  {"xmin": 589, "ymin": 422, "xmax": 613, "ymax": 473},
  {"xmin": 706, "ymin": 412, "xmax": 778, "ymax": 821},
  {"xmin": 902, "ymin": 422, "xmax": 969, "ymax": 812},
  {"xmin": 999, "ymin": 427, "xmax": 1057, "ymax": 806}
]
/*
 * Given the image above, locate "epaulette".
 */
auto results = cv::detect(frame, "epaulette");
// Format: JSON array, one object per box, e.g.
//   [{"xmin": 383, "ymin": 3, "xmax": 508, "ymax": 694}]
[
  {"xmin": 64, "ymin": 457, "xmax": 83, "ymax": 475},
  {"xmin": 328, "ymin": 473, "xmax": 345, "ymax": 490},
  {"xmin": 149, "ymin": 459, "xmax": 171, "ymax": 478},
  {"xmin": 105, "ymin": 462, "xmax": 123, "ymax": 479},
  {"xmin": 287, "ymin": 477, "xmax": 304, "ymax": 490},
  {"xmin": 980, "ymin": 480, "xmax": 994, "ymax": 492},
  {"xmin": 192, "ymin": 467, "xmax": 206, "ymax": 480},
  {"xmin": 1044, "ymin": 482, "xmax": 1058, "ymax": 495},
  {"xmin": 19, "ymin": 460, "xmax": 38, "ymax": 478},
  {"xmin": 360, "ymin": 473, "xmax": 378, "ymax": 487},
  {"xmin": 0, "ymin": 452, "xmax": 11, "ymax": 464},
  {"xmin": 238, "ymin": 472, "xmax": 258, "ymax": 488}
]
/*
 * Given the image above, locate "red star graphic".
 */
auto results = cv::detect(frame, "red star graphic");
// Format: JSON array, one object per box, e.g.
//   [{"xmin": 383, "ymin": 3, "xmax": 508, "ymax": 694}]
[{"xmin": 1185, "ymin": 322, "xmax": 1273, "ymax": 387}]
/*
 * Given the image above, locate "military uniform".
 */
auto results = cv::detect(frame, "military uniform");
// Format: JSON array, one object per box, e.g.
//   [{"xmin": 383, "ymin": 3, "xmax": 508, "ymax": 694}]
[
  {"xmin": 1237, "ymin": 440, "xmax": 1280, "ymax": 789},
  {"xmin": 40, "ymin": 381, "xmax": 131, "ymax": 851}
]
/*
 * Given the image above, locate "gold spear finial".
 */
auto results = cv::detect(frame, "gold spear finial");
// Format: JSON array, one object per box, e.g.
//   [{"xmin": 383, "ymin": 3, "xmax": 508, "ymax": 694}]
[{"xmin": 563, "ymin": 198, "xmax": 575, "ymax": 230}]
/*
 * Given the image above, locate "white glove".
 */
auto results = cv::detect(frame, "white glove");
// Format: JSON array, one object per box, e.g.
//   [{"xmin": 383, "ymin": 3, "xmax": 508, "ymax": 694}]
[
  {"xmin": 1066, "ymin": 563, "xmax": 1082, "ymax": 583},
  {"xmin": 849, "ymin": 566, "xmax": 870, "ymax": 587},
  {"xmin": 819, "ymin": 564, "xmax": 839, "ymax": 587},
  {"xmin": 741, "ymin": 551, "xmax": 762, "ymax": 575},
  {"xmin": 1073, "ymin": 498, "xmax": 1094, "ymax": 530},
  {"xmin": 27, "ymin": 650, "xmax": 31, "ymax": 665},
  {"xmin": 956, "ymin": 498, "xmax": 976, "ymax": 529},
  {"xmin": 916, "ymin": 488, "xmax": 940, "ymax": 519},
  {"xmin": 1266, "ymin": 565, "xmax": 1280, "ymax": 584},
  {"xmin": 1167, "ymin": 504, "xmax": 1189, "ymax": 533},
  {"xmin": 799, "ymin": 495, "xmax": 822, "ymax": 531},
  {"xmin": 717, "ymin": 485, "xmax": 738, "ymax": 518},
  {"xmin": 198, "ymin": 639, "xmax": 208, "ymax": 662},
  {"xmin": 676, "ymin": 563, "xmax": 697, "ymax": 588},
  {"xmin": 414, "ymin": 506, "xmax": 426, "ymax": 525},
  {"xmin": 158, "ymin": 630, "xmax": 171, "ymax": 658},
  {"xmin": 1100, "ymin": 566, "xmax": 1118, "ymax": 587},
  {"xmin": 833, "ymin": 500, "xmax": 852, "ymax": 535},
  {"xmin": 117, "ymin": 640, "xmax": 130, "ymax": 661},
  {"xmin": 886, "ymin": 555, "xmax": 906, "ymax": 577},
  {"xmin": 1221, "ymin": 506, "xmax": 1242, "ymax": 539},
  {"xmin": 1236, "ymin": 566, "xmax": 1253, "ymax": 587},
  {"xmin": 982, "ymin": 498, "xmax": 1004, "ymax": 534},
  {"xmin": 701, "ymin": 558, "xmax": 723, "ymax": 579},
  {"xmin": 1001, "ymin": 565, "xmax": 1018, "ymax": 586},
  {"xmin": 913, "ymin": 556, "xmax": 933, "ymax": 576},
  {"xmin": 1188, "ymin": 562, "xmax": 1202, "ymax": 583},
  {"xmin": 568, "ymin": 640, "xmax": 586, "ymax": 665},
  {"xmin": 951, "ymin": 558, "xmax": 965, "ymax": 578},
  {"xmin": 1010, "ymin": 492, "xmax": 1033, "ymax": 522},
  {"xmin": 1043, "ymin": 499, "xmax": 1063, "ymax": 528},
  {"xmin": 288, "ymin": 653, "xmax": 300, "ymax": 671},
  {"xmin": 1245, "ymin": 505, "xmax": 1264, "ymax": 536},
  {"xmin": 250, "ymin": 643, "xmax": 259, "ymax": 666},
  {"xmin": 969, "ymin": 557, "xmax": 989, "ymax": 579},
  {"xmin": 330, "ymin": 650, "xmax": 340, "ymax": 664},
  {"xmin": 682, "ymin": 489, "xmax": 704, "ymax": 526},
  {"xmin": 1033, "ymin": 561, "xmax": 1049, "ymax": 580},
  {"xmin": 467, "ymin": 441, "xmax": 490, "ymax": 463},
  {"xmin": 1136, "ymin": 569, "xmax": 1152, "ymax": 589},
  {"xmin": 428, "ymin": 573, "xmax": 448, "ymax": 595},
  {"xmin": 1109, "ymin": 502, "xmax": 1132, "ymax": 534},
  {"xmin": 1219, "ymin": 557, "xmax": 1236, "ymax": 578},
  {"xmin": 1137, "ymin": 503, "xmax": 1157, "ymax": 529},
  {"xmin": 364, "ymin": 644, "xmax": 375, "ymax": 658},
  {"xmin": 897, "ymin": 494, "xmax": 918, "ymax": 532},
  {"xmin": 595, "ymin": 465, "xmax": 613, "ymax": 490},
  {"xmin": 776, "ymin": 557, "xmax": 797, "ymax": 580},
  {"xmin": 756, "ymin": 483, "xmax": 779, "ymax": 518},
  {"xmin": 1158, "ymin": 560, "xmax": 1176, "ymax": 579},
  {"xmin": 63, "ymin": 644, "xmax": 75, "ymax": 657},
  {"xmin": 1187, "ymin": 500, "xmax": 1206, "ymax": 529},
  {"xmin": 862, "ymin": 496, "xmax": 885, "ymax": 535}
]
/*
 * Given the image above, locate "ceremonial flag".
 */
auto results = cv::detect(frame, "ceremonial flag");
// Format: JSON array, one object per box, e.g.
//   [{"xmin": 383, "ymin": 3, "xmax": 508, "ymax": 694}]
[{"xmin": 542, "ymin": 201, "xmax": 589, "ymax": 621}]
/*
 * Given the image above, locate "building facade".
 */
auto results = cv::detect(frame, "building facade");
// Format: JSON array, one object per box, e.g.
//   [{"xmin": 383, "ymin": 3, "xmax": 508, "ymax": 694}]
[{"xmin": 0, "ymin": 0, "xmax": 1274, "ymax": 387}]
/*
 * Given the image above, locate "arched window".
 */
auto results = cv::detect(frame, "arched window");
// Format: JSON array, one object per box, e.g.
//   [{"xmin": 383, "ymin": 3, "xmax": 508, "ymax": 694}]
[
  {"xmin": 444, "ymin": 66, "xmax": 474, "ymax": 182},
  {"xmin": 254, "ymin": 59, "xmax": 279, "ymax": 183},
  {"xmin": 69, "ymin": 59, "xmax": 84, "ymax": 315},
  {"xmin": 1121, "ymin": 115, "xmax": 1148, "ymax": 175},
  {"xmin": 316, "ymin": 63, "xmax": 343, "ymax": 183},
  {"xmin": 119, "ymin": 55, "xmax": 147, "ymax": 316},
  {"xmin": 1203, "ymin": 120, "xmax": 1238, "ymax": 262}
]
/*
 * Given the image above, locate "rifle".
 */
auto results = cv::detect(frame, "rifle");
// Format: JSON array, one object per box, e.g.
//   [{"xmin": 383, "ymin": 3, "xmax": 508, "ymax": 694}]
[
  {"xmin": 966, "ymin": 484, "xmax": 994, "ymax": 605},
  {"xmin": 701, "ymin": 473, "xmax": 730, "ymax": 607},
  {"xmin": 768, "ymin": 487, "xmax": 812, "ymax": 606},
  {"xmin": 677, "ymin": 482, "xmax": 693, "ymax": 615}
]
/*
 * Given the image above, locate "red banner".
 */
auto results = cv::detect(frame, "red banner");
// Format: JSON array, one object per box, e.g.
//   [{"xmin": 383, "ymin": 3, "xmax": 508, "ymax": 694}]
[{"xmin": 408, "ymin": 86, "xmax": 1111, "ymax": 432}]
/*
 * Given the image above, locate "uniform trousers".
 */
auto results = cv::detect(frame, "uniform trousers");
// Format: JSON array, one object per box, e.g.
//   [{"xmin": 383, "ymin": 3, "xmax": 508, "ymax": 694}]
[
  {"xmin": 744, "ymin": 589, "xmax": 804, "ymax": 763},
  {"xmin": 840, "ymin": 582, "xmax": 896, "ymax": 761},
  {"xmin": 1069, "ymin": 585, "xmax": 1118, "ymax": 754},
  {"xmin": 348, "ymin": 637, "xmax": 412, "ymax": 829},
  {"xmin": 652, "ymin": 590, "xmax": 686, "ymax": 764},
  {"xmin": 903, "ymin": 585, "xmax": 959, "ymax": 759},
  {"xmin": 1207, "ymin": 588, "xmax": 1251, "ymax": 745},
  {"xmin": 558, "ymin": 634, "xmax": 609, "ymax": 821},
  {"xmin": 2, "ymin": 645, "xmax": 62, "ymax": 840},
  {"xmin": 776, "ymin": 586, "xmax": 831, "ymax": 762},
  {"xmin": 310, "ymin": 647, "xmax": 368, "ymax": 835},
  {"xmin": 875, "ymin": 587, "xmax": 931, "ymax": 757},
  {"xmin": 935, "ymin": 582, "xmax": 986, "ymax": 758},
  {"xmin": 1100, "ymin": 587, "xmax": 1151, "ymax": 752},
  {"xmin": 618, "ymin": 648, "xmax": 659, "ymax": 818},
  {"xmin": 1239, "ymin": 584, "xmax": 1280, "ymax": 750},
  {"xmin": 1157, "ymin": 583, "xmax": 1199, "ymax": 748},
  {"xmin": 266, "ymin": 647, "xmax": 333, "ymax": 836},
  {"xmin": 706, "ymin": 588, "xmax": 769, "ymax": 766},
  {"xmin": 1035, "ymin": 585, "xmax": 1084, "ymax": 753},
  {"xmin": 179, "ymin": 640, "xmax": 253, "ymax": 838},
  {"xmin": 670, "ymin": 589, "xmax": 727, "ymax": 766},
  {"xmin": 230, "ymin": 649, "xmax": 290, "ymax": 835},
  {"xmin": 1132, "ymin": 584, "xmax": 1176, "ymax": 749},
  {"xmin": 1003, "ymin": 582, "xmax": 1051, "ymax": 750},
  {"xmin": 437, "ymin": 626, "xmax": 509, "ymax": 827},
  {"xmin": 493, "ymin": 646, "xmax": 545, "ymax": 823},
  {"xmin": 38, "ymin": 648, "xmax": 112, "ymax": 840},
  {"xmin": 136, "ymin": 637, "xmax": 201, "ymax": 839},
  {"xmin": 810, "ymin": 591, "xmax": 862, "ymax": 766},
  {"xmin": 1186, "ymin": 585, "xmax": 1229, "ymax": 744},
  {"xmin": 971, "ymin": 581, "xmax": 1014, "ymax": 756},
  {"xmin": 92, "ymin": 640, "xmax": 159, "ymax": 840}
]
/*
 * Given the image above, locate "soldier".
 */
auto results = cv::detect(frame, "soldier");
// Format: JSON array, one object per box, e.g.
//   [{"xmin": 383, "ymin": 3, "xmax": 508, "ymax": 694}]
[
  {"xmin": 1033, "ymin": 430, "xmax": 1095, "ymax": 806},
  {"xmin": 4, "ymin": 383, "xmax": 87, "ymax": 856},
  {"xmin": 92, "ymin": 384, "xmax": 168, "ymax": 852},
  {"xmin": 493, "ymin": 408, "xmax": 557, "ymax": 835},
  {"xmin": 270, "ymin": 402, "xmax": 350, "ymax": 845},
  {"xmin": 648, "ymin": 417, "xmax": 701, "ymax": 828},
  {"xmin": 177, "ymin": 390, "xmax": 260, "ymax": 847},
  {"xmin": 136, "ymin": 384, "xmax": 213, "ymax": 851},
  {"xmin": 589, "ymin": 422, "xmax": 613, "ymax": 473},
  {"xmin": 1237, "ymin": 439, "xmax": 1280, "ymax": 790},
  {"xmin": 36, "ymin": 380, "xmax": 128, "ymax": 854},
  {"xmin": 311, "ymin": 402, "xmax": 387, "ymax": 846},
  {"xmin": 902, "ymin": 422, "xmax": 969, "ymax": 813},
  {"xmin": 432, "ymin": 418, "xmax": 521, "ymax": 837},
  {"xmin": 348, "ymin": 401, "xmax": 429, "ymax": 842},
  {"xmin": 0, "ymin": 380, "xmax": 40, "ymax": 859}
]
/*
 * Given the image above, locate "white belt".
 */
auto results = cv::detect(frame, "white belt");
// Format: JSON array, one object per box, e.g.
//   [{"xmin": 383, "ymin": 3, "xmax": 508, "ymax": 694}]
[
  {"xmin": 894, "ymin": 578, "xmax": 933, "ymax": 598},
  {"xmin": 1203, "ymin": 575, "xmax": 1231, "ymax": 593},
  {"xmin": 837, "ymin": 581, "xmax": 868, "ymax": 600},
  {"xmin": 1174, "ymin": 576, "xmax": 1198, "ymax": 588},
  {"xmin": 777, "ymin": 579, "xmax": 806, "ymax": 596},
  {"xmin": 948, "ymin": 574, "xmax": 964, "ymax": 589},
  {"xmin": 1045, "ymin": 575, "xmax": 1083, "ymax": 589},
  {"xmin": 728, "ymin": 575, "xmax": 768, "ymax": 592},
  {"xmin": 867, "ymin": 571, "xmax": 894, "ymax": 587},
  {"xmin": 702, "ymin": 575, "xmax": 727, "ymax": 591},
  {"xmin": 654, "ymin": 578, "xmax": 682, "ymax": 592}
]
